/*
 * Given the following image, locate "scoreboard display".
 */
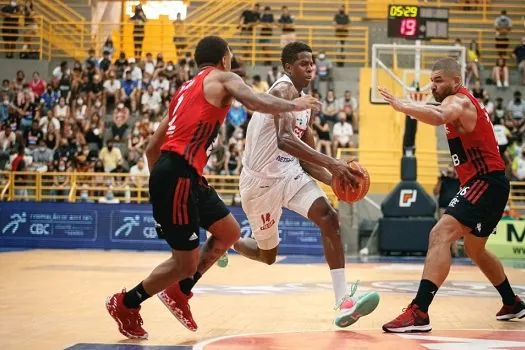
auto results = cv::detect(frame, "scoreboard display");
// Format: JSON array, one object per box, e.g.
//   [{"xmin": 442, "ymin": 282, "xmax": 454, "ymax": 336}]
[{"xmin": 387, "ymin": 5, "xmax": 449, "ymax": 40}]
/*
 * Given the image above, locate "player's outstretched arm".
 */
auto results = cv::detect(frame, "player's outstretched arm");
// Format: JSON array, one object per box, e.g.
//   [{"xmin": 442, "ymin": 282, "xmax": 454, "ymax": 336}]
[
  {"xmin": 222, "ymin": 72, "xmax": 320, "ymax": 114},
  {"xmin": 378, "ymin": 87, "xmax": 464, "ymax": 126},
  {"xmin": 145, "ymin": 112, "xmax": 168, "ymax": 170}
]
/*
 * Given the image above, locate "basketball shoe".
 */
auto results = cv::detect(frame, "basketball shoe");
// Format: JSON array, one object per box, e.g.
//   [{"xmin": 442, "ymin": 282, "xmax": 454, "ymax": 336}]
[
  {"xmin": 105, "ymin": 290, "xmax": 148, "ymax": 339},
  {"xmin": 157, "ymin": 283, "xmax": 198, "ymax": 331},
  {"xmin": 334, "ymin": 282, "xmax": 380, "ymax": 328},
  {"xmin": 496, "ymin": 295, "xmax": 525, "ymax": 321},
  {"xmin": 217, "ymin": 252, "xmax": 228, "ymax": 267},
  {"xmin": 382, "ymin": 303, "xmax": 432, "ymax": 333}
]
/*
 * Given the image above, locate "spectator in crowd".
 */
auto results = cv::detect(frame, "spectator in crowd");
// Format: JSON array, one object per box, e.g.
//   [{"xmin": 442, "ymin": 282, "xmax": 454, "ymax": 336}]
[
  {"xmin": 332, "ymin": 111, "xmax": 354, "ymax": 154},
  {"xmin": 333, "ymin": 4, "xmax": 350, "ymax": 67},
  {"xmin": 239, "ymin": 3, "xmax": 260, "ymax": 38},
  {"xmin": 494, "ymin": 10, "xmax": 512, "ymax": 56},
  {"xmin": 337, "ymin": 89, "xmax": 358, "ymax": 129},
  {"xmin": 29, "ymin": 72, "xmax": 45, "ymax": 98},
  {"xmin": 129, "ymin": 157, "xmax": 149, "ymax": 188},
  {"xmin": 141, "ymin": 84, "xmax": 162, "ymax": 118},
  {"xmin": 259, "ymin": 6, "xmax": 274, "ymax": 65},
  {"xmin": 31, "ymin": 139, "xmax": 53, "ymax": 171},
  {"xmin": 314, "ymin": 52, "xmax": 334, "ymax": 94},
  {"xmin": 143, "ymin": 52, "xmax": 156, "ymax": 76},
  {"xmin": 52, "ymin": 61, "xmax": 69, "ymax": 82},
  {"xmin": 312, "ymin": 115, "xmax": 332, "ymax": 156},
  {"xmin": 2, "ymin": 0, "xmax": 20, "ymax": 59},
  {"xmin": 39, "ymin": 108, "xmax": 60, "ymax": 135},
  {"xmin": 507, "ymin": 90, "xmax": 525, "ymax": 121},
  {"xmin": 0, "ymin": 124, "xmax": 15, "ymax": 168},
  {"xmin": 511, "ymin": 36, "xmax": 525, "ymax": 85},
  {"xmin": 103, "ymin": 71, "xmax": 121, "ymax": 107},
  {"xmin": 99, "ymin": 139, "xmax": 122, "ymax": 172},
  {"xmin": 120, "ymin": 70, "xmax": 138, "ymax": 112},
  {"xmin": 224, "ymin": 142, "xmax": 241, "ymax": 175},
  {"xmin": 267, "ymin": 65, "xmax": 283, "ymax": 86},
  {"xmin": 102, "ymin": 37, "xmax": 115, "ymax": 58},
  {"xmin": 322, "ymin": 89, "xmax": 339, "ymax": 122},
  {"xmin": 251, "ymin": 75, "xmax": 269, "ymax": 93},
  {"xmin": 491, "ymin": 56, "xmax": 509, "ymax": 88},
  {"xmin": 99, "ymin": 50, "xmax": 113, "ymax": 76},
  {"xmin": 466, "ymin": 40, "xmax": 481, "ymax": 83},
  {"xmin": 470, "ymin": 80, "xmax": 487, "ymax": 100},
  {"xmin": 512, "ymin": 148, "xmax": 525, "ymax": 181},
  {"xmin": 111, "ymin": 102, "xmax": 130, "ymax": 140},
  {"xmin": 130, "ymin": 4, "xmax": 147, "ymax": 59},
  {"xmin": 278, "ymin": 5, "xmax": 295, "ymax": 48},
  {"xmin": 114, "ymin": 52, "xmax": 128, "ymax": 79}
]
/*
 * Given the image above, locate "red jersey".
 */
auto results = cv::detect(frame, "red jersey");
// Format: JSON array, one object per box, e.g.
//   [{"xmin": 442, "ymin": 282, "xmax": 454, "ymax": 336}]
[
  {"xmin": 160, "ymin": 67, "xmax": 230, "ymax": 175},
  {"xmin": 445, "ymin": 86, "xmax": 505, "ymax": 185}
]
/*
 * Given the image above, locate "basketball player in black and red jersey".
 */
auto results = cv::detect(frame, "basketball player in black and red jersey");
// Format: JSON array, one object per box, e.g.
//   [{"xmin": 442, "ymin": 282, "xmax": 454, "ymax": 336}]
[
  {"xmin": 104, "ymin": 36, "xmax": 344, "ymax": 339},
  {"xmin": 379, "ymin": 57, "xmax": 524, "ymax": 333}
]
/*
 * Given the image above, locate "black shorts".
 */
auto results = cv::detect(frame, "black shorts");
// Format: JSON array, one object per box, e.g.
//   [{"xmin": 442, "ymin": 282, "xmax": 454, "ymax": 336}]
[
  {"xmin": 149, "ymin": 151, "xmax": 230, "ymax": 250},
  {"xmin": 445, "ymin": 171, "xmax": 509, "ymax": 237}
]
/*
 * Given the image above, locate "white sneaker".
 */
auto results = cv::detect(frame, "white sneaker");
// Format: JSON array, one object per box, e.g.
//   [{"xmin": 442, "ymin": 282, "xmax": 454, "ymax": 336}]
[
  {"xmin": 497, "ymin": 80, "xmax": 502, "ymax": 88},
  {"xmin": 504, "ymin": 81, "xmax": 509, "ymax": 87}
]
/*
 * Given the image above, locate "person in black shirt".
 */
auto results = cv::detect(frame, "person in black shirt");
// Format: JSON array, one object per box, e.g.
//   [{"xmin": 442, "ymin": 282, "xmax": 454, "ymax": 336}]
[
  {"xmin": 130, "ymin": 4, "xmax": 147, "ymax": 59},
  {"xmin": 99, "ymin": 50, "xmax": 113, "ymax": 76},
  {"xmin": 1, "ymin": 0, "xmax": 20, "ymax": 58},
  {"xmin": 259, "ymin": 6, "xmax": 274, "ymax": 65},
  {"xmin": 333, "ymin": 5, "xmax": 350, "ymax": 67},
  {"xmin": 239, "ymin": 3, "xmax": 260, "ymax": 57},
  {"xmin": 278, "ymin": 6, "xmax": 295, "ymax": 47}
]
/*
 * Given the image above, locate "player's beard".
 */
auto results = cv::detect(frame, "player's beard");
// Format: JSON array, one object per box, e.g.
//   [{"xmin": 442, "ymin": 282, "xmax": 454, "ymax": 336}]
[{"xmin": 432, "ymin": 85, "xmax": 454, "ymax": 103}]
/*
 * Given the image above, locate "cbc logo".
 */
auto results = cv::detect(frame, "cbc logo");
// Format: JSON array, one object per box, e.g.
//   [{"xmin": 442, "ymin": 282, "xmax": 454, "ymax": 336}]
[{"xmin": 30, "ymin": 223, "xmax": 50, "ymax": 235}]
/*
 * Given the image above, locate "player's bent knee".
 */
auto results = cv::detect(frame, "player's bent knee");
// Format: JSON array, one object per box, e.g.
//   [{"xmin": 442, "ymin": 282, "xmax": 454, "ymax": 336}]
[{"xmin": 317, "ymin": 207, "xmax": 339, "ymax": 234}]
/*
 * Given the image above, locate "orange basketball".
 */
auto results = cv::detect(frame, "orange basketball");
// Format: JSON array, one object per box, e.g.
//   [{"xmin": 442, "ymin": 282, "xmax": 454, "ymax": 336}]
[{"xmin": 331, "ymin": 161, "xmax": 370, "ymax": 203}]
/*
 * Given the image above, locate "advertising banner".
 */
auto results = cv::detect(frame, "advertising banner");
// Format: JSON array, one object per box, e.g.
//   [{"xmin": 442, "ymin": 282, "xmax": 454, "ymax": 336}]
[
  {"xmin": 487, "ymin": 220, "xmax": 525, "ymax": 260},
  {"xmin": 0, "ymin": 202, "xmax": 323, "ymax": 255}
]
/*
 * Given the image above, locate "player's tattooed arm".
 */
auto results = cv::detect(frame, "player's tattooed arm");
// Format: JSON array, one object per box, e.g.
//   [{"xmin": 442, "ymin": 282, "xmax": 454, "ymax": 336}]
[
  {"xmin": 272, "ymin": 86, "xmax": 361, "ymax": 188},
  {"xmin": 378, "ymin": 87, "xmax": 468, "ymax": 126},
  {"xmin": 300, "ymin": 117, "xmax": 333, "ymax": 186},
  {"xmin": 145, "ymin": 112, "xmax": 168, "ymax": 170},
  {"xmin": 222, "ymin": 72, "xmax": 320, "ymax": 114}
]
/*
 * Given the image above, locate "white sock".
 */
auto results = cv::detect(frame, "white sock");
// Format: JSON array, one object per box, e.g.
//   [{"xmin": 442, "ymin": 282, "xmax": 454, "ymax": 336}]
[{"xmin": 330, "ymin": 268, "xmax": 347, "ymax": 305}]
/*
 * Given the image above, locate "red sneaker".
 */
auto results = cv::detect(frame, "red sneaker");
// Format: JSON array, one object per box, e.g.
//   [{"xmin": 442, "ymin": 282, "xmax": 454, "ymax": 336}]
[
  {"xmin": 382, "ymin": 303, "xmax": 432, "ymax": 333},
  {"xmin": 496, "ymin": 295, "xmax": 525, "ymax": 321},
  {"xmin": 157, "ymin": 283, "xmax": 198, "ymax": 331},
  {"xmin": 105, "ymin": 290, "xmax": 148, "ymax": 339}
]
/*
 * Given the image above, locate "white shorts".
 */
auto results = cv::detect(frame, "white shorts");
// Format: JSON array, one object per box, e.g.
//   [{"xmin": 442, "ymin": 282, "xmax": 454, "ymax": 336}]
[{"xmin": 239, "ymin": 168, "xmax": 327, "ymax": 250}]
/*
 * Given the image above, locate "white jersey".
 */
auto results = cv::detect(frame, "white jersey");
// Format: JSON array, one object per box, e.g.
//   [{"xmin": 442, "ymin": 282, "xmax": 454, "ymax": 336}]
[{"xmin": 242, "ymin": 75, "xmax": 311, "ymax": 178}]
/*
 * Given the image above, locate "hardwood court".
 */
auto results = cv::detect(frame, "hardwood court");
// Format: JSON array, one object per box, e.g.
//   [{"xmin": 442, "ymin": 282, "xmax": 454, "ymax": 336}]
[{"xmin": 0, "ymin": 249, "xmax": 524, "ymax": 350}]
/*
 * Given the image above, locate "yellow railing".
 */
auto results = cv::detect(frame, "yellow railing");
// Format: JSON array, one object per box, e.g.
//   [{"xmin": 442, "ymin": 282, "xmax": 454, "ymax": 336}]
[
  {"xmin": 0, "ymin": 170, "xmax": 338, "ymax": 207},
  {"xmin": 0, "ymin": 16, "xmax": 48, "ymax": 60}
]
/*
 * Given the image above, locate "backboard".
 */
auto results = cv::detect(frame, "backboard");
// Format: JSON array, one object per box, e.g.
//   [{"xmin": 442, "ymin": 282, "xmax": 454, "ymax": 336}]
[{"xmin": 370, "ymin": 42, "xmax": 466, "ymax": 105}]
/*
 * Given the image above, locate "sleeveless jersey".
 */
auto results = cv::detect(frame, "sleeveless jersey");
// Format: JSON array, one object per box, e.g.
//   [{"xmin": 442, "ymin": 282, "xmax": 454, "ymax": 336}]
[
  {"xmin": 242, "ymin": 75, "xmax": 311, "ymax": 178},
  {"xmin": 445, "ymin": 86, "xmax": 505, "ymax": 185},
  {"xmin": 160, "ymin": 67, "xmax": 230, "ymax": 176}
]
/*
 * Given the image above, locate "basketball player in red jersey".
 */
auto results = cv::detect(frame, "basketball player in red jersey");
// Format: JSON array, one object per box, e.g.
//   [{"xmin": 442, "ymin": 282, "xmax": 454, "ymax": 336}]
[
  {"xmin": 379, "ymin": 57, "xmax": 524, "ymax": 333},
  {"xmin": 105, "ymin": 36, "xmax": 342, "ymax": 339}
]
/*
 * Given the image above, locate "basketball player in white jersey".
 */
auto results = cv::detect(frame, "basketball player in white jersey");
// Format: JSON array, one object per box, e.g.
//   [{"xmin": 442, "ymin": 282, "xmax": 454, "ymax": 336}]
[{"xmin": 234, "ymin": 42, "xmax": 380, "ymax": 327}]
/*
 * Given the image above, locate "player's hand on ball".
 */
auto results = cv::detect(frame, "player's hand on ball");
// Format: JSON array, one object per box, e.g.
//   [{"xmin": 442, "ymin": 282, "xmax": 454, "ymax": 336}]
[
  {"xmin": 328, "ymin": 159, "xmax": 363, "ymax": 189},
  {"xmin": 331, "ymin": 160, "xmax": 370, "ymax": 203},
  {"xmin": 293, "ymin": 95, "xmax": 322, "ymax": 112}
]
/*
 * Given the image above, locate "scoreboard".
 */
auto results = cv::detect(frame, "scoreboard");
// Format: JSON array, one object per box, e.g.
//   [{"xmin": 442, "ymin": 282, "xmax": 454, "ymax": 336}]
[{"xmin": 387, "ymin": 5, "xmax": 449, "ymax": 40}]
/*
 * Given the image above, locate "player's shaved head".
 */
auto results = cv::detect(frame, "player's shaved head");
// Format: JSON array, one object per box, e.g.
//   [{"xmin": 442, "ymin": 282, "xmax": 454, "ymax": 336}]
[{"xmin": 432, "ymin": 57, "xmax": 461, "ymax": 78}]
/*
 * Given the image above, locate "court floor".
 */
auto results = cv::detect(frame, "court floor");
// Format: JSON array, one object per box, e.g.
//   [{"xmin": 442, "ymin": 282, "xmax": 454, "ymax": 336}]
[{"xmin": 0, "ymin": 249, "xmax": 524, "ymax": 350}]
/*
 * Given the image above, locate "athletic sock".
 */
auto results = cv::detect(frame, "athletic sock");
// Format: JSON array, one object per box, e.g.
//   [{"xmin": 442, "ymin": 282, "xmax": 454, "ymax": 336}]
[
  {"xmin": 495, "ymin": 277, "xmax": 516, "ymax": 306},
  {"xmin": 179, "ymin": 272, "xmax": 202, "ymax": 296},
  {"xmin": 123, "ymin": 282, "xmax": 151, "ymax": 308},
  {"xmin": 330, "ymin": 268, "xmax": 347, "ymax": 306},
  {"xmin": 413, "ymin": 279, "xmax": 438, "ymax": 313}
]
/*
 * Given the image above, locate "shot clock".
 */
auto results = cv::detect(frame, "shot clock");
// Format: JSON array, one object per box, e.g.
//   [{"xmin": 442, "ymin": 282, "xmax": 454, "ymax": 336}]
[{"xmin": 387, "ymin": 5, "xmax": 449, "ymax": 40}]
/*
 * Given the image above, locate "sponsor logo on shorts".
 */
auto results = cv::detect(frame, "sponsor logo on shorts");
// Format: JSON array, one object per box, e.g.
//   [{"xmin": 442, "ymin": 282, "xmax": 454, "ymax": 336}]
[
  {"xmin": 260, "ymin": 213, "xmax": 276, "ymax": 231},
  {"xmin": 276, "ymin": 155, "xmax": 295, "ymax": 163}
]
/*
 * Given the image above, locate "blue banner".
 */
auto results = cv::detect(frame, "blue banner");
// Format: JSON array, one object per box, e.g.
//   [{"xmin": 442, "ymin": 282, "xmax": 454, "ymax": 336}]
[{"xmin": 0, "ymin": 202, "xmax": 323, "ymax": 255}]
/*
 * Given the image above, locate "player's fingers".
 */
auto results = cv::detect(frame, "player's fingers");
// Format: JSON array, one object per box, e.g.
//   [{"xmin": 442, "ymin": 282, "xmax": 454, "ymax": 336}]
[
  {"xmin": 343, "ymin": 170, "xmax": 359, "ymax": 188},
  {"xmin": 348, "ymin": 166, "xmax": 364, "ymax": 178}
]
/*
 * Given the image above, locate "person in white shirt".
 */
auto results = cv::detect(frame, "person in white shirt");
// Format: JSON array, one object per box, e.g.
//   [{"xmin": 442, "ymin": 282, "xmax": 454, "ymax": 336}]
[
  {"xmin": 39, "ymin": 109, "xmax": 61, "ymax": 135},
  {"xmin": 332, "ymin": 111, "xmax": 354, "ymax": 154},
  {"xmin": 125, "ymin": 58, "xmax": 143, "ymax": 83},
  {"xmin": 141, "ymin": 85, "xmax": 162, "ymax": 117},
  {"xmin": 103, "ymin": 72, "xmax": 121, "ymax": 105},
  {"xmin": 151, "ymin": 73, "xmax": 170, "ymax": 100},
  {"xmin": 129, "ymin": 157, "xmax": 149, "ymax": 188}
]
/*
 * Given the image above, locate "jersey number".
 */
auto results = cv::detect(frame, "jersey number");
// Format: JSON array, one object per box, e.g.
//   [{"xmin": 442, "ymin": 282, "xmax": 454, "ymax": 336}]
[{"xmin": 165, "ymin": 80, "xmax": 195, "ymax": 137}]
